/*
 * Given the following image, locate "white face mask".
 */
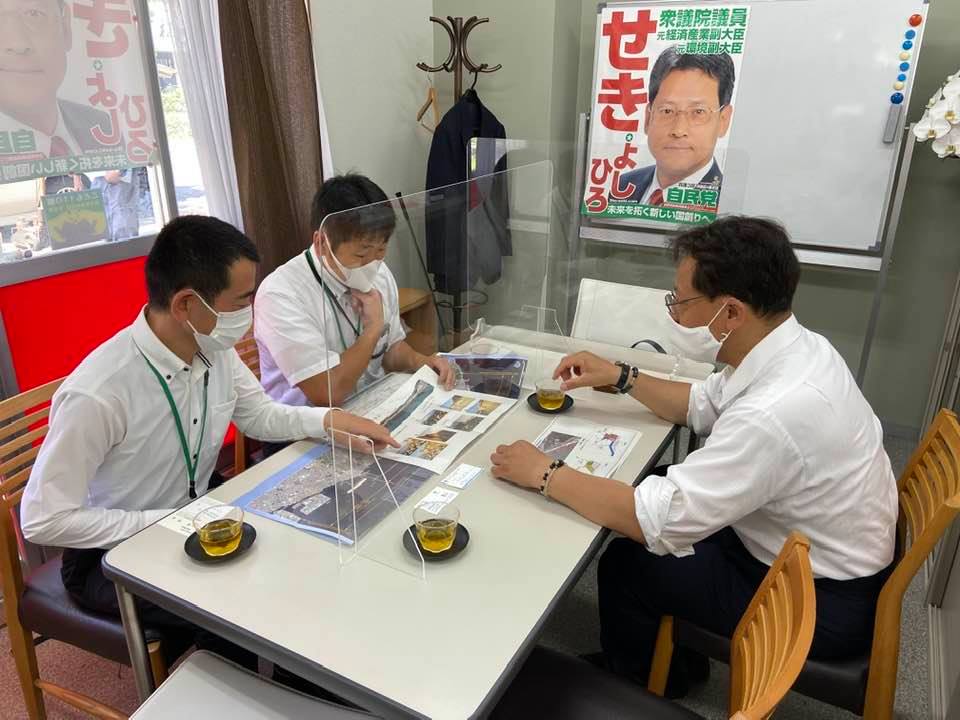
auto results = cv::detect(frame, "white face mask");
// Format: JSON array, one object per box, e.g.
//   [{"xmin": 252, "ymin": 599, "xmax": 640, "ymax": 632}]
[
  {"xmin": 322, "ymin": 243, "xmax": 381, "ymax": 293},
  {"xmin": 187, "ymin": 293, "xmax": 253, "ymax": 354},
  {"xmin": 667, "ymin": 302, "xmax": 731, "ymax": 364}
]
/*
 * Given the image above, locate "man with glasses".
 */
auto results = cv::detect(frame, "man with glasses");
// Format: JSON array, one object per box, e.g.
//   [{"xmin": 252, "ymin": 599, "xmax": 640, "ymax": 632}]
[
  {"xmin": 255, "ymin": 174, "xmax": 454, "ymax": 417},
  {"xmin": 616, "ymin": 46, "xmax": 734, "ymax": 205},
  {"xmin": 490, "ymin": 216, "xmax": 897, "ymax": 696},
  {"xmin": 0, "ymin": 0, "xmax": 120, "ymax": 158}
]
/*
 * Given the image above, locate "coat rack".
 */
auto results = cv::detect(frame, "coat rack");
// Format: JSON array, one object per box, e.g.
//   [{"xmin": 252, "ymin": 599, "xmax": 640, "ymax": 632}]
[
  {"xmin": 417, "ymin": 16, "xmax": 501, "ymax": 344},
  {"xmin": 417, "ymin": 16, "xmax": 501, "ymax": 103}
]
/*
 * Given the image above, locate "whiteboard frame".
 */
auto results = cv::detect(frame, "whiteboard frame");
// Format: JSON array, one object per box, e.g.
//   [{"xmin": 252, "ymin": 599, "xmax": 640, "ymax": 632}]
[{"xmin": 582, "ymin": 0, "xmax": 927, "ymax": 260}]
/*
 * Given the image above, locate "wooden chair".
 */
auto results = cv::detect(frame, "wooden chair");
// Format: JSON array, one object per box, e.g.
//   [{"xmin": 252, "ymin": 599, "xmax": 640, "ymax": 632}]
[
  {"xmin": 0, "ymin": 378, "xmax": 166, "ymax": 720},
  {"xmin": 233, "ymin": 334, "xmax": 261, "ymax": 474},
  {"xmin": 649, "ymin": 408, "xmax": 960, "ymax": 719},
  {"xmin": 491, "ymin": 532, "xmax": 816, "ymax": 719}
]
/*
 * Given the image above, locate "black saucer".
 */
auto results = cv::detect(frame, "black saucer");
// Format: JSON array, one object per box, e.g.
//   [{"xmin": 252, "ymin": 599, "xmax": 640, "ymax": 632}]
[
  {"xmin": 402, "ymin": 523, "xmax": 470, "ymax": 562},
  {"xmin": 184, "ymin": 522, "xmax": 257, "ymax": 563},
  {"xmin": 527, "ymin": 392, "xmax": 574, "ymax": 415}
]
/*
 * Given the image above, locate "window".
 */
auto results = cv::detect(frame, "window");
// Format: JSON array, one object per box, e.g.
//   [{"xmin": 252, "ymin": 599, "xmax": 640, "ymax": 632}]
[{"xmin": 0, "ymin": 0, "xmax": 207, "ymax": 270}]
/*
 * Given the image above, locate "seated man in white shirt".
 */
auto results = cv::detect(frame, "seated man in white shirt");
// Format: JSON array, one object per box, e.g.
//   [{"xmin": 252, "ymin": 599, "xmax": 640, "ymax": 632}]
[
  {"xmin": 21, "ymin": 215, "xmax": 396, "ymax": 667},
  {"xmin": 490, "ymin": 216, "xmax": 898, "ymax": 693},
  {"xmin": 255, "ymin": 174, "xmax": 454, "ymax": 421}
]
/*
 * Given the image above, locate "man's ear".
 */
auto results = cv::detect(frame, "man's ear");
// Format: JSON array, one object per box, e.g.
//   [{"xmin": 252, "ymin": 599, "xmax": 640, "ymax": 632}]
[
  {"xmin": 643, "ymin": 104, "xmax": 652, "ymax": 135},
  {"xmin": 169, "ymin": 289, "xmax": 195, "ymax": 324},
  {"xmin": 725, "ymin": 298, "xmax": 749, "ymax": 331}
]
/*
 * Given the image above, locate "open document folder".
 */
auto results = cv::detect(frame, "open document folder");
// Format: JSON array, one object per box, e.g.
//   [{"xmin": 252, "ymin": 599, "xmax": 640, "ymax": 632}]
[{"xmin": 365, "ymin": 365, "xmax": 517, "ymax": 475}]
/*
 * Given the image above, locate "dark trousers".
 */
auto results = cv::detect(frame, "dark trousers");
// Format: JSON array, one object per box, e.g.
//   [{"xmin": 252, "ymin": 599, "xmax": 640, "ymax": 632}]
[
  {"xmin": 60, "ymin": 547, "xmax": 258, "ymax": 669},
  {"xmin": 59, "ymin": 470, "xmax": 257, "ymax": 669},
  {"xmin": 598, "ymin": 526, "xmax": 890, "ymax": 683}
]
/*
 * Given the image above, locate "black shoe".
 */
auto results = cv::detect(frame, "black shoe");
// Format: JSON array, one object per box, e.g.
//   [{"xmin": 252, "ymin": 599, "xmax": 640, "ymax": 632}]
[{"xmin": 681, "ymin": 648, "xmax": 711, "ymax": 685}]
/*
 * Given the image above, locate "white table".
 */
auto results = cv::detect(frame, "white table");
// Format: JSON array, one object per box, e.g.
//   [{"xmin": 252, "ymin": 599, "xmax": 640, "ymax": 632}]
[{"xmin": 104, "ymin": 332, "xmax": 710, "ymax": 719}]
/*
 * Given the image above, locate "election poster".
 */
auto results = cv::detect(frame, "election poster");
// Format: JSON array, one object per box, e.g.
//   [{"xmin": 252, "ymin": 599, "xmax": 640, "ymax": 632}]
[
  {"xmin": 583, "ymin": 5, "xmax": 751, "ymax": 228},
  {"xmin": 41, "ymin": 188, "xmax": 107, "ymax": 249},
  {"xmin": 0, "ymin": 0, "xmax": 159, "ymax": 185}
]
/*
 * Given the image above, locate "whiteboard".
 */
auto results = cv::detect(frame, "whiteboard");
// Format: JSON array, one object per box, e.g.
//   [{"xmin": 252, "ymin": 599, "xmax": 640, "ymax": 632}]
[{"xmin": 586, "ymin": 0, "xmax": 929, "ymax": 258}]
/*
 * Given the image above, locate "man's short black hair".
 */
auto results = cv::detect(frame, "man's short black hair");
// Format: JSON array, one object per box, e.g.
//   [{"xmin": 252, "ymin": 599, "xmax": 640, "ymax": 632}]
[
  {"xmin": 146, "ymin": 215, "xmax": 260, "ymax": 309},
  {"xmin": 310, "ymin": 173, "xmax": 395, "ymax": 249},
  {"xmin": 649, "ymin": 46, "xmax": 736, "ymax": 107},
  {"xmin": 670, "ymin": 216, "xmax": 800, "ymax": 317}
]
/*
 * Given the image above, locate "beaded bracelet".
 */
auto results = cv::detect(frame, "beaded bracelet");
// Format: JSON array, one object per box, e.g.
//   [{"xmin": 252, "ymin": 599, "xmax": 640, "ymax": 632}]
[{"xmin": 540, "ymin": 459, "xmax": 566, "ymax": 497}]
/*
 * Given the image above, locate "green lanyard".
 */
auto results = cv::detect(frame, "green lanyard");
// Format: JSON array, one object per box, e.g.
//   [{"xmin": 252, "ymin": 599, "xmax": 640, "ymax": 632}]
[
  {"xmin": 304, "ymin": 249, "xmax": 362, "ymax": 351},
  {"xmin": 139, "ymin": 350, "xmax": 208, "ymax": 499}
]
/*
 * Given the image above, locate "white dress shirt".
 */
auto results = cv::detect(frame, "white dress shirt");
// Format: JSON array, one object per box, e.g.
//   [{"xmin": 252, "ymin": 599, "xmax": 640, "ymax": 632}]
[
  {"xmin": 640, "ymin": 158, "xmax": 717, "ymax": 205},
  {"xmin": 20, "ymin": 308, "xmax": 331, "ymax": 549},
  {"xmin": 634, "ymin": 314, "xmax": 898, "ymax": 580},
  {"xmin": 254, "ymin": 245, "xmax": 406, "ymax": 406}
]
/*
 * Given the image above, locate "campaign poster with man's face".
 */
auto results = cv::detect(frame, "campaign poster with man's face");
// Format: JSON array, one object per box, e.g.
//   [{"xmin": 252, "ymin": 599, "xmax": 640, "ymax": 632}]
[
  {"xmin": 0, "ymin": 0, "xmax": 158, "ymax": 185},
  {"xmin": 583, "ymin": 5, "xmax": 751, "ymax": 228}
]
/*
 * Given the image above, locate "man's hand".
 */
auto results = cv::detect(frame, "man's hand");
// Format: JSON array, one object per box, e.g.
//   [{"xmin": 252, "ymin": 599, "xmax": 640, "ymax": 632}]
[
  {"xmin": 490, "ymin": 441, "xmax": 552, "ymax": 491},
  {"xmin": 423, "ymin": 354, "xmax": 456, "ymax": 390},
  {"xmin": 323, "ymin": 410, "xmax": 399, "ymax": 452},
  {"xmin": 351, "ymin": 288, "xmax": 385, "ymax": 336},
  {"xmin": 553, "ymin": 351, "xmax": 620, "ymax": 392}
]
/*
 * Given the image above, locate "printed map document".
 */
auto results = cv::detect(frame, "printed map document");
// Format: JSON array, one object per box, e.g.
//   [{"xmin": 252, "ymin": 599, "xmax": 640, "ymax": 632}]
[
  {"xmin": 365, "ymin": 366, "xmax": 516, "ymax": 474},
  {"xmin": 534, "ymin": 417, "xmax": 642, "ymax": 478}
]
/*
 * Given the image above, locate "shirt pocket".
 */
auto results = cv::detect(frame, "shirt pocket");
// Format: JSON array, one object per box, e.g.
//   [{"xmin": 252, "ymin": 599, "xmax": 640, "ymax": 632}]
[{"xmin": 208, "ymin": 394, "xmax": 238, "ymax": 450}]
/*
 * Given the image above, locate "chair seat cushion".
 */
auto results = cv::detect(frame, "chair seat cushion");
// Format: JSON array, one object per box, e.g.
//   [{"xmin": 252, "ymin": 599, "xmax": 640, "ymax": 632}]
[
  {"xmin": 131, "ymin": 650, "xmax": 375, "ymax": 719},
  {"xmin": 492, "ymin": 646, "xmax": 703, "ymax": 720},
  {"xmin": 18, "ymin": 555, "xmax": 147, "ymax": 665},
  {"xmin": 677, "ymin": 620, "xmax": 869, "ymax": 714}
]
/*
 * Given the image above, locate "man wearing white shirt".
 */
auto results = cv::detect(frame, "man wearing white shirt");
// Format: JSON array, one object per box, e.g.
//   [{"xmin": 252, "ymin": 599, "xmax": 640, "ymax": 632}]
[
  {"xmin": 21, "ymin": 215, "xmax": 395, "ymax": 664},
  {"xmin": 491, "ymin": 216, "xmax": 898, "ymax": 692},
  {"xmin": 255, "ymin": 174, "xmax": 454, "ymax": 416},
  {"xmin": 616, "ymin": 47, "xmax": 732, "ymax": 206}
]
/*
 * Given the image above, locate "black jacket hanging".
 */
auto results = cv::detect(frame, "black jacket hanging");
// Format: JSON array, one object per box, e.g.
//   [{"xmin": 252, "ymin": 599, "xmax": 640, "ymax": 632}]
[{"xmin": 424, "ymin": 89, "xmax": 511, "ymax": 294}]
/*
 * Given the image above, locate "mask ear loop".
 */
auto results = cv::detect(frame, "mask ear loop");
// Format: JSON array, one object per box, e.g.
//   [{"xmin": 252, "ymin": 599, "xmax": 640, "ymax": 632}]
[{"xmin": 708, "ymin": 302, "xmax": 732, "ymax": 343}]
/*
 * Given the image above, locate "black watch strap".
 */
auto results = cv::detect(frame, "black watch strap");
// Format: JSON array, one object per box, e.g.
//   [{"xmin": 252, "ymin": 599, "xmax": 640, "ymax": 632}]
[{"xmin": 614, "ymin": 361, "xmax": 630, "ymax": 392}]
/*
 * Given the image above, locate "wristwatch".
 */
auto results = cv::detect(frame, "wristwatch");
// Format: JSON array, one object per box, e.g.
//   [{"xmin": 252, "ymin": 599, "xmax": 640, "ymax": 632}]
[{"xmin": 614, "ymin": 361, "xmax": 639, "ymax": 394}]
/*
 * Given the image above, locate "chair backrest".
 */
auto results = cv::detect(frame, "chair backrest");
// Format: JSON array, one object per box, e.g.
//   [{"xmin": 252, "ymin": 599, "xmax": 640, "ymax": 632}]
[
  {"xmin": 0, "ymin": 378, "xmax": 64, "ymax": 626},
  {"xmin": 570, "ymin": 278, "xmax": 673, "ymax": 351},
  {"xmin": 235, "ymin": 334, "xmax": 260, "ymax": 379},
  {"xmin": 863, "ymin": 408, "xmax": 960, "ymax": 718},
  {"xmin": 728, "ymin": 531, "xmax": 816, "ymax": 720}
]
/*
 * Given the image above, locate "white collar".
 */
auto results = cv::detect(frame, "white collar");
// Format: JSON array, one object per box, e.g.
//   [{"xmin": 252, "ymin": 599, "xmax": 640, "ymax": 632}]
[
  {"xmin": 131, "ymin": 306, "xmax": 211, "ymax": 380},
  {"xmin": 719, "ymin": 314, "xmax": 803, "ymax": 406}
]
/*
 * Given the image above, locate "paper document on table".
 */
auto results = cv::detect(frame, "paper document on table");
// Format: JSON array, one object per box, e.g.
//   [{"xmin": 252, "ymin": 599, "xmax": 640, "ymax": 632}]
[
  {"xmin": 366, "ymin": 366, "xmax": 516, "ymax": 474},
  {"xmin": 158, "ymin": 496, "xmax": 223, "ymax": 537},
  {"xmin": 442, "ymin": 463, "xmax": 482, "ymax": 489},
  {"xmin": 534, "ymin": 418, "xmax": 642, "ymax": 478},
  {"xmin": 233, "ymin": 444, "xmax": 432, "ymax": 545},
  {"xmin": 416, "ymin": 486, "xmax": 459, "ymax": 514}
]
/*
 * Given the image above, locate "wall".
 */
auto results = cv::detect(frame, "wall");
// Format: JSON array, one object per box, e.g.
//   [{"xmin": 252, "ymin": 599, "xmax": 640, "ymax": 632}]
[
  {"xmin": 311, "ymin": 0, "xmax": 959, "ymax": 434},
  {"xmin": 571, "ymin": 0, "xmax": 960, "ymax": 436},
  {"xmin": 310, "ymin": 1, "xmax": 435, "ymax": 288}
]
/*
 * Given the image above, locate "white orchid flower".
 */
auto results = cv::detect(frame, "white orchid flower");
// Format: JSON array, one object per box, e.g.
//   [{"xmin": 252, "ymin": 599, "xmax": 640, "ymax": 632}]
[
  {"xmin": 932, "ymin": 125, "xmax": 960, "ymax": 158},
  {"xmin": 942, "ymin": 71, "xmax": 960, "ymax": 98},
  {"xmin": 915, "ymin": 100, "xmax": 952, "ymax": 140}
]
